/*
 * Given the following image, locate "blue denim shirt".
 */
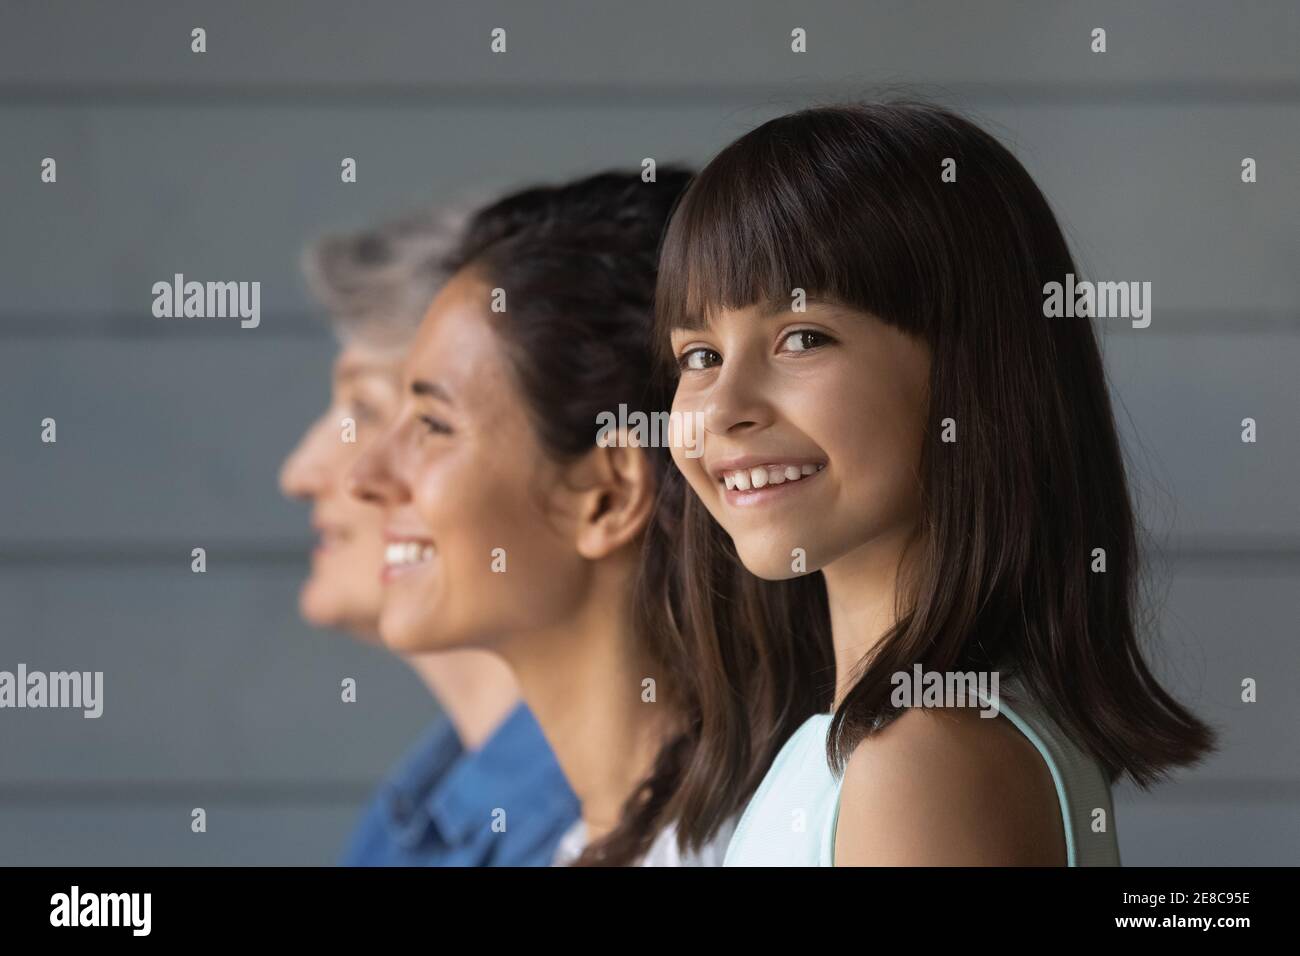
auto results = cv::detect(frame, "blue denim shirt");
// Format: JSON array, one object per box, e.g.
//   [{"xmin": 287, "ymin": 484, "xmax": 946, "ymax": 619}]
[{"xmin": 341, "ymin": 703, "xmax": 579, "ymax": 866}]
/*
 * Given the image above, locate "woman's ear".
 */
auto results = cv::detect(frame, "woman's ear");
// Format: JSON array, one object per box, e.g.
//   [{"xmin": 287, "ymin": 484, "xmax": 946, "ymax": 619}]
[{"xmin": 570, "ymin": 443, "xmax": 657, "ymax": 561}]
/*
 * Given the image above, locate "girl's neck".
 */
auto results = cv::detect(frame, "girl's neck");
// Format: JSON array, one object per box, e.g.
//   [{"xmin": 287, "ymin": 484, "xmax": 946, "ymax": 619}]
[
  {"xmin": 501, "ymin": 559, "xmax": 677, "ymax": 844},
  {"xmin": 821, "ymin": 523, "xmax": 918, "ymax": 710}
]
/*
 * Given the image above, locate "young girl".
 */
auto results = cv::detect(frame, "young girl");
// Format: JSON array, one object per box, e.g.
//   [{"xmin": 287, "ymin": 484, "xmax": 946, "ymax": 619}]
[
  {"xmin": 349, "ymin": 169, "xmax": 744, "ymax": 865},
  {"xmin": 654, "ymin": 102, "xmax": 1217, "ymax": 865}
]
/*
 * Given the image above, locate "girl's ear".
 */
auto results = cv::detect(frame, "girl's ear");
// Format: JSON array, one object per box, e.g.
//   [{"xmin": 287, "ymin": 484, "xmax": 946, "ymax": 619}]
[{"xmin": 570, "ymin": 442, "xmax": 656, "ymax": 561}]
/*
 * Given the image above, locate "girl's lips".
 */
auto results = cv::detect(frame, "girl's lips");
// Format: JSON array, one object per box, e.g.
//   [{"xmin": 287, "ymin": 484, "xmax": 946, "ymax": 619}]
[
  {"xmin": 721, "ymin": 464, "xmax": 825, "ymax": 506},
  {"xmin": 709, "ymin": 455, "xmax": 826, "ymax": 480}
]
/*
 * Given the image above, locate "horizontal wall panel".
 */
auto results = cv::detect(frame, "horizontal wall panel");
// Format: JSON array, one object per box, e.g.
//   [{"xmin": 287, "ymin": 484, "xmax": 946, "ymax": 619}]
[
  {"xmin": 1, "ymin": 337, "xmax": 333, "ymax": 544},
  {"xmin": 1101, "ymin": 333, "xmax": 1300, "ymax": 542},
  {"xmin": 0, "ymin": 563, "xmax": 440, "ymax": 786},
  {"xmin": 1, "ymin": 2, "xmax": 1295, "ymax": 91},
  {"xmin": 0, "ymin": 102, "xmax": 1294, "ymax": 319},
  {"xmin": 1141, "ymin": 568, "xmax": 1300, "ymax": 783},
  {"xmin": 0, "ymin": 805, "xmax": 359, "ymax": 866},
  {"xmin": 0, "ymin": 798, "xmax": 1292, "ymax": 865},
  {"xmin": 1112, "ymin": 798, "xmax": 1299, "ymax": 866}
]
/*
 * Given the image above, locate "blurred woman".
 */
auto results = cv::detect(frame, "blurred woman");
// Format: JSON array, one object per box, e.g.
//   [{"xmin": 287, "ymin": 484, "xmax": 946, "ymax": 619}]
[
  {"xmin": 280, "ymin": 205, "xmax": 577, "ymax": 865},
  {"xmin": 351, "ymin": 169, "xmax": 747, "ymax": 864}
]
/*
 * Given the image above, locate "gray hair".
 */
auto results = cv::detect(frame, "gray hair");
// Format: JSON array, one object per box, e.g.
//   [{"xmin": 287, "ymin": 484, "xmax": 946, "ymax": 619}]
[{"xmin": 300, "ymin": 203, "xmax": 469, "ymax": 350}]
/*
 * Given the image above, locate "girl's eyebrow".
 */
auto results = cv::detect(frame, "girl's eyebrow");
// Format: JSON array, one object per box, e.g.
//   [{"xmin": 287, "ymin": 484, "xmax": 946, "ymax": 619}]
[
  {"xmin": 671, "ymin": 297, "xmax": 841, "ymax": 335},
  {"xmin": 763, "ymin": 295, "xmax": 841, "ymax": 318},
  {"xmin": 730, "ymin": 297, "xmax": 841, "ymax": 324}
]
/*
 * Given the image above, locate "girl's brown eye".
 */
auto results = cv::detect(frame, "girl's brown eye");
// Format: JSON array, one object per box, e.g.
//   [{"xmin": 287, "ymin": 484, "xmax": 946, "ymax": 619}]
[
  {"xmin": 780, "ymin": 329, "xmax": 834, "ymax": 353},
  {"xmin": 678, "ymin": 347, "xmax": 722, "ymax": 371}
]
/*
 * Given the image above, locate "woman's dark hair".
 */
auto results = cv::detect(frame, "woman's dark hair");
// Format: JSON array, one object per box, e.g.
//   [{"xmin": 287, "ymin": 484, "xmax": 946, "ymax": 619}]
[
  {"xmin": 445, "ymin": 167, "xmax": 773, "ymax": 865},
  {"xmin": 653, "ymin": 101, "xmax": 1216, "ymax": 806}
]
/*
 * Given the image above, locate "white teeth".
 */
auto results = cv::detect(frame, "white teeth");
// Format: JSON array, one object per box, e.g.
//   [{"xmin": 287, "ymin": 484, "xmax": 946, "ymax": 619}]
[
  {"xmin": 386, "ymin": 541, "xmax": 434, "ymax": 567},
  {"xmin": 720, "ymin": 462, "xmax": 824, "ymax": 491}
]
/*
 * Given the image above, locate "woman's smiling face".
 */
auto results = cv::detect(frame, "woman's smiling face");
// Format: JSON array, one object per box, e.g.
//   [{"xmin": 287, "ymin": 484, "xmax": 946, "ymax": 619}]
[
  {"xmin": 349, "ymin": 269, "xmax": 594, "ymax": 655},
  {"xmin": 668, "ymin": 300, "xmax": 932, "ymax": 580}
]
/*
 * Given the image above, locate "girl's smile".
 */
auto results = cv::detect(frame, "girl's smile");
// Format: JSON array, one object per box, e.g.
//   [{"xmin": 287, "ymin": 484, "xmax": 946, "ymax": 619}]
[{"xmin": 711, "ymin": 457, "xmax": 827, "ymax": 506}]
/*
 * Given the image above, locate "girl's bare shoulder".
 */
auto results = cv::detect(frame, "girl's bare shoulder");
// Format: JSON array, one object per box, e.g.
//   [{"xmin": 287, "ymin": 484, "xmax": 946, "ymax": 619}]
[{"xmin": 834, "ymin": 704, "xmax": 1066, "ymax": 865}]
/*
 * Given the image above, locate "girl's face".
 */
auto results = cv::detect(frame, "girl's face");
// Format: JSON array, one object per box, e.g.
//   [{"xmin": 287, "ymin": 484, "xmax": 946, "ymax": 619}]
[
  {"xmin": 349, "ymin": 270, "xmax": 594, "ymax": 655},
  {"xmin": 279, "ymin": 342, "xmax": 403, "ymax": 637},
  {"xmin": 668, "ymin": 301, "xmax": 931, "ymax": 580}
]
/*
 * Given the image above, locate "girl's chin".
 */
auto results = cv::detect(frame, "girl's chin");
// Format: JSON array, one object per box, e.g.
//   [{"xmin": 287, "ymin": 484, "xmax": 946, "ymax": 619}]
[
  {"xmin": 744, "ymin": 564, "xmax": 810, "ymax": 582},
  {"xmin": 729, "ymin": 538, "xmax": 820, "ymax": 581}
]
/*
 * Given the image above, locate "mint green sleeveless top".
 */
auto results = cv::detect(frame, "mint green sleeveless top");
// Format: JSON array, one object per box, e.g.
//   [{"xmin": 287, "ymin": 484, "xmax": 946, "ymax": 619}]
[{"xmin": 723, "ymin": 676, "xmax": 1121, "ymax": 866}]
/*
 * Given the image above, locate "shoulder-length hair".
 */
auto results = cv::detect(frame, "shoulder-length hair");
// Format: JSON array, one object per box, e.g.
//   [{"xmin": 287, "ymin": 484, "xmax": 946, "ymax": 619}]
[{"xmin": 651, "ymin": 102, "xmax": 1214, "ymax": 855}]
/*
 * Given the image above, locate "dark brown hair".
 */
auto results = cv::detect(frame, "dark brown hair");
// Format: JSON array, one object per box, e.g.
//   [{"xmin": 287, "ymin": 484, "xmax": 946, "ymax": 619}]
[
  {"xmin": 447, "ymin": 168, "xmax": 744, "ymax": 865},
  {"xmin": 653, "ymin": 100, "xmax": 1215, "ymax": 829}
]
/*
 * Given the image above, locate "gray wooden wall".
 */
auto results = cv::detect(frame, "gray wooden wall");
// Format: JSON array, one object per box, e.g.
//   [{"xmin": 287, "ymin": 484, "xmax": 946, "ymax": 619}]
[{"xmin": 1, "ymin": 0, "xmax": 1296, "ymax": 864}]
